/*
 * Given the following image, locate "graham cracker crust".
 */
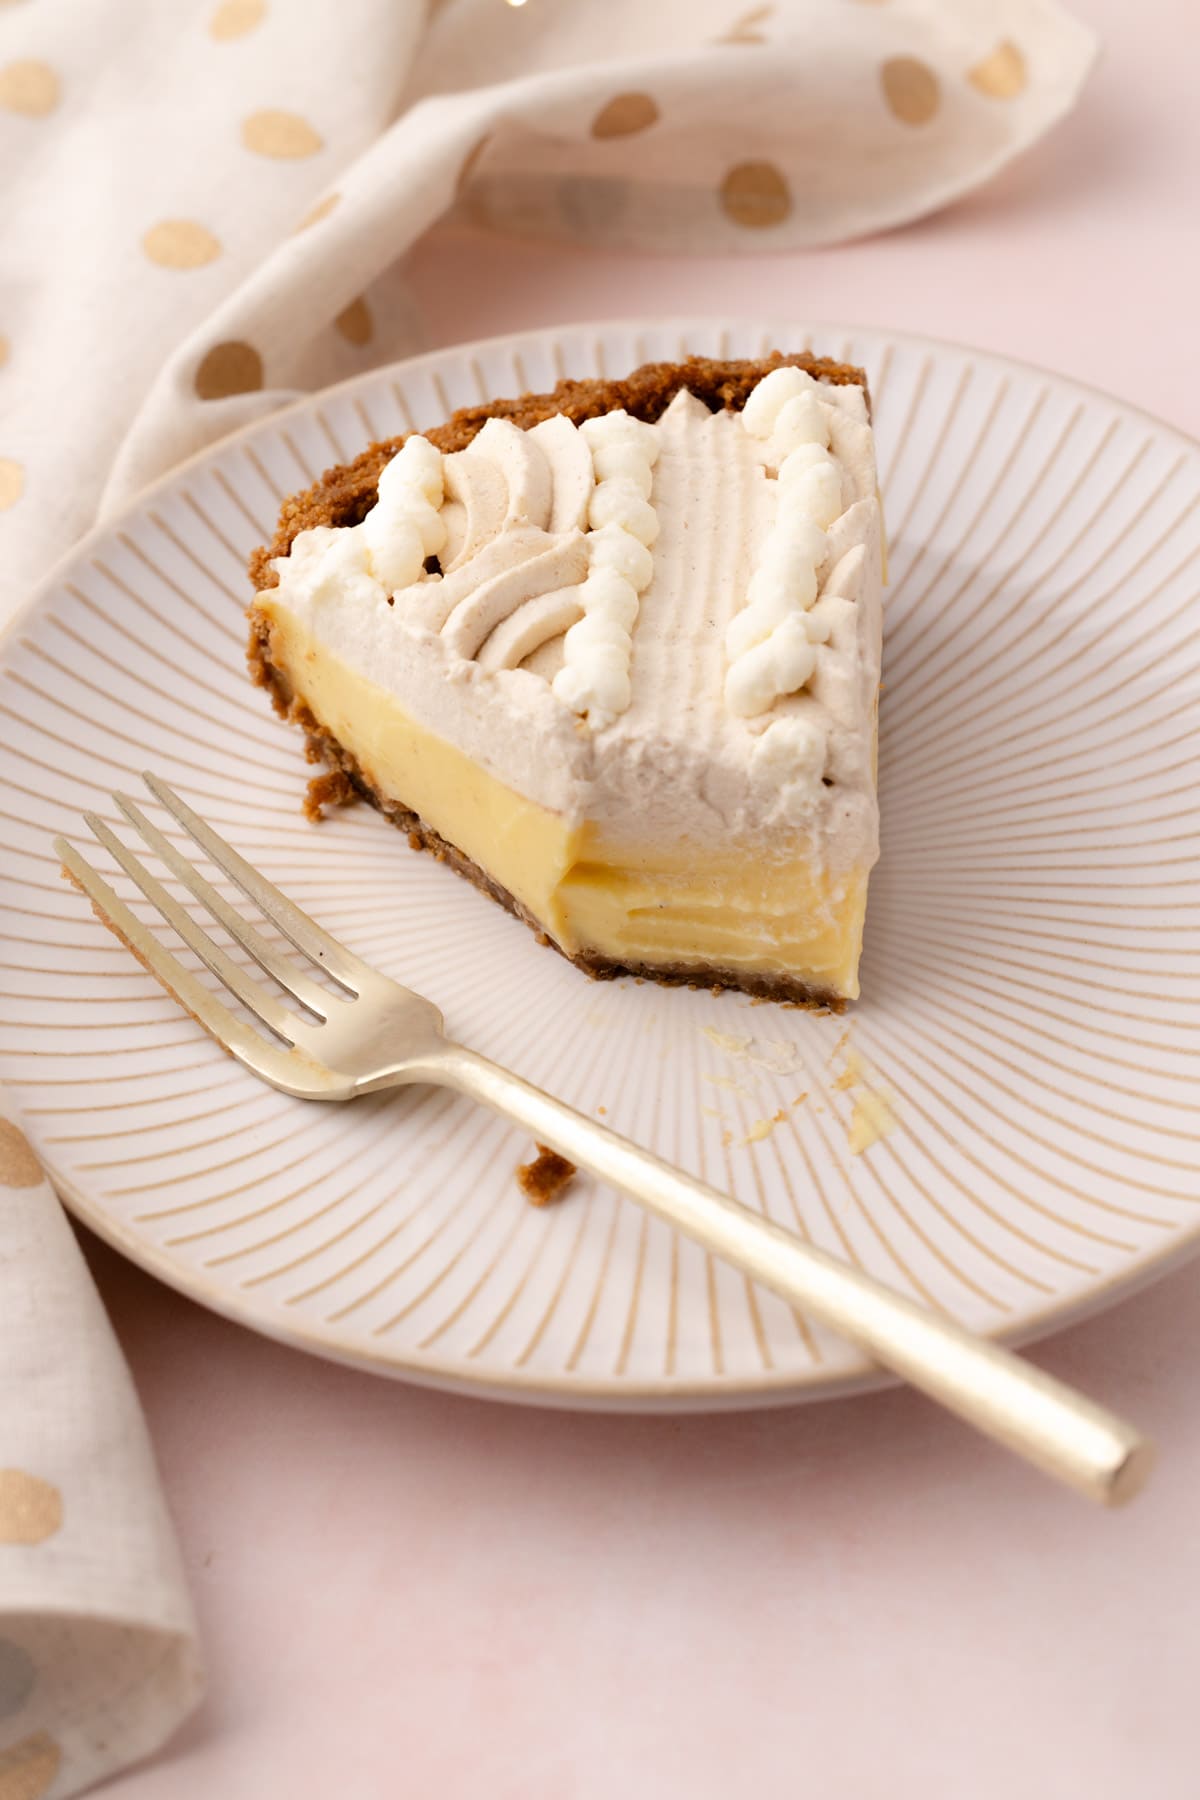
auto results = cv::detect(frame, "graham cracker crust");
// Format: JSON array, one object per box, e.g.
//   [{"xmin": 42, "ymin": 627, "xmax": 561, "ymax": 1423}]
[
  {"xmin": 248, "ymin": 353, "xmax": 864, "ymax": 1011},
  {"xmin": 516, "ymin": 1145, "xmax": 578, "ymax": 1207}
]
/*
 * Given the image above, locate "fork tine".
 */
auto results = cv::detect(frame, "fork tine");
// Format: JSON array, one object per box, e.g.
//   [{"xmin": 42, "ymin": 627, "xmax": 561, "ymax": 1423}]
[
  {"xmin": 114, "ymin": 792, "xmax": 333, "ymax": 1018},
  {"xmin": 142, "ymin": 773, "xmax": 368, "ymax": 992},
  {"xmin": 81, "ymin": 812, "xmax": 314, "ymax": 1050},
  {"xmin": 56, "ymin": 836, "xmax": 298, "ymax": 1080}
]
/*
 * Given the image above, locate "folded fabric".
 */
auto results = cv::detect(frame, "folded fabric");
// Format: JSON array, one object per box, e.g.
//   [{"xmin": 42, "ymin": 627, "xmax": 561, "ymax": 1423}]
[
  {"xmin": 0, "ymin": 0, "xmax": 1096, "ymax": 623},
  {"xmin": 0, "ymin": 1099, "xmax": 203, "ymax": 1800}
]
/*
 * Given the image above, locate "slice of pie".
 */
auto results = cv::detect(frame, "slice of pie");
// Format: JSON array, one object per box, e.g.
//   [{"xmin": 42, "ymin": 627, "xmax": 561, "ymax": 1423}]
[{"xmin": 247, "ymin": 353, "xmax": 884, "ymax": 1005}]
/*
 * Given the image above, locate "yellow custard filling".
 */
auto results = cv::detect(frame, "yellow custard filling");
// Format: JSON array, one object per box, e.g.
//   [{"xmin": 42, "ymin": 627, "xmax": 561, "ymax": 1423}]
[{"xmin": 262, "ymin": 609, "xmax": 869, "ymax": 998}]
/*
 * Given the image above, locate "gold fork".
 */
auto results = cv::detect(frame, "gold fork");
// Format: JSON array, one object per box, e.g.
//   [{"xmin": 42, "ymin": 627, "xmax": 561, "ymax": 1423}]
[{"xmin": 56, "ymin": 773, "xmax": 1153, "ymax": 1505}]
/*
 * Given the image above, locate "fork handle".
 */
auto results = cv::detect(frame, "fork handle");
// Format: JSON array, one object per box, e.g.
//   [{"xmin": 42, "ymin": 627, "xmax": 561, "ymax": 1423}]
[{"xmin": 429, "ymin": 1042, "xmax": 1151, "ymax": 1505}]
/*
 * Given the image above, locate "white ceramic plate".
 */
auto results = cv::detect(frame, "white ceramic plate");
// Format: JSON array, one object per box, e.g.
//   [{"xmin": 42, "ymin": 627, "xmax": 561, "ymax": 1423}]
[{"xmin": 1, "ymin": 319, "xmax": 1198, "ymax": 1409}]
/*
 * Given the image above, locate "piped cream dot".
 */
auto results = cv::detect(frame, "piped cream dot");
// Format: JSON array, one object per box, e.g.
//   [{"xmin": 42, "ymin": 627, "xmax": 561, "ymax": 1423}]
[
  {"xmin": 720, "ymin": 161, "xmax": 792, "ymax": 229},
  {"xmin": 0, "ymin": 61, "xmax": 59, "ymax": 117},
  {"xmin": 195, "ymin": 340, "xmax": 263, "ymax": 399},
  {"xmin": 0, "ymin": 1472, "xmax": 61, "ymax": 1546},
  {"xmin": 335, "ymin": 297, "xmax": 372, "ymax": 348},
  {"xmin": 210, "ymin": 0, "xmax": 266, "ymax": 39},
  {"xmin": 0, "ymin": 1733, "xmax": 60, "ymax": 1800},
  {"xmin": 0, "ymin": 1640, "xmax": 35, "ymax": 1723},
  {"xmin": 881, "ymin": 56, "xmax": 940, "ymax": 126},
  {"xmin": 0, "ymin": 460, "xmax": 23, "ymax": 513},
  {"xmin": 295, "ymin": 191, "xmax": 340, "ymax": 231},
  {"xmin": 0, "ymin": 1120, "xmax": 40, "ymax": 1186},
  {"xmin": 142, "ymin": 219, "xmax": 221, "ymax": 269},
  {"xmin": 591, "ymin": 92, "xmax": 659, "ymax": 138},
  {"xmin": 968, "ymin": 41, "xmax": 1027, "ymax": 99},
  {"xmin": 242, "ymin": 108, "xmax": 323, "ymax": 158}
]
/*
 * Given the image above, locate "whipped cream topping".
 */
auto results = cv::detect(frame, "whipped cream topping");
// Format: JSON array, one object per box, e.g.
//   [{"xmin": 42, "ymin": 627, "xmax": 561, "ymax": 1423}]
[
  {"xmin": 724, "ymin": 366, "xmax": 848, "ymax": 719},
  {"xmin": 553, "ymin": 411, "xmax": 659, "ymax": 729},
  {"xmin": 272, "ymin": 417, "xmax": 599, "ymax": 676},
  {"xmin": 362, "ymin": 434, "xmax": 446, "ymax": 589},
  {"xmin": 273, "ymin": 433, "xmax": 450, "ymax": 611},
  {"xmin": 266, "ymin": 371, "xmax": 881, "ymax": 864}
]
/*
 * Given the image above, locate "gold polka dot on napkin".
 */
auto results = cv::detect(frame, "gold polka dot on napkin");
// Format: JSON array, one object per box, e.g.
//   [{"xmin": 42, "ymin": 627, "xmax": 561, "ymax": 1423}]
[
  {"xmin": 591, "ymin": 93, "xmax": 659, "ymax": 138},
  {"xmin": 334, "ymin": 298, "xmax": 372, "ymax": 346},
  {"xmin": 0, "ymin": 460, "xmax": 23, "ymax": 514},
  {"xmin": 969, "ymin": 40, "xmax": 1028, "ymax": 98},
  {"xmin": 242, "ymin": 108, "xmax": 323, "ymax": 158},
  {"xmin": 720, "ymin": 161, "xmax": 792, "ymax": 228},
  {"xmin": 0, "ymin": 1733, "xmax": 61, "ymax": 1800},
  {"xmin": 209, "ymin": 0, "xmax": 266, "ymax": 40},
  {"xmin": 142, "ymin": 220, "xmax": 222, "ymax": 269},
  {"xmin": 0, "ymin": 1471, "xmax": 62, "ymax": 1547},
  {"xmin": 194, "ymin": 340, "xmax": 264, "ymax": 399},
  {"xmin": 881, "ymin": 56, "xmax": 941, "ymax": 125},
  {"xmin": 295, "ymin": 191, "xmax": 340, "ymax": 230},
  {"xmin": 0, "ymin": 61, "xmax": 59, "ymax": 118},
  {"xmin": 0, "ymin": 1120, "xmax": 41, "ymax": 1187},
  {"xmin": 715, "ymin": 5, "xmax": 772, "ymax": 45}
]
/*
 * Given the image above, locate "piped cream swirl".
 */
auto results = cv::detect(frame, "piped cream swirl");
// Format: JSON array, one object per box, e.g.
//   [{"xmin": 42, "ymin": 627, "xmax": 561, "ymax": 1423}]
[{"xmin": 271, "ymin": 434, "xmax": 447, "ymax": 609}]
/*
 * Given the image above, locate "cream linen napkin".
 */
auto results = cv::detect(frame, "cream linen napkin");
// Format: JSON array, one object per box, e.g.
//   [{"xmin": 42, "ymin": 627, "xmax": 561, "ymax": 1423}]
[
  {"xmin": 0, "ymin": 1099, "xmax": 202, "ymax": 1800},
  {"xmin": 0, "ymin": 1, "xmax": 1096, "ymax": 1794}
]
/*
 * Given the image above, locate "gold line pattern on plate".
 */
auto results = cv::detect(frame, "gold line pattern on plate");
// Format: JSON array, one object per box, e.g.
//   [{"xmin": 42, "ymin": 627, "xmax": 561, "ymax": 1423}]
[
  {"xmin": 363, "ymin": 979, "xmax": 647, "ymax": 1353},
  {"xmin": 884, "ymin": 423, "xmax": 1143, "ymax": 751},
  {"xmin": 0, "ymin": 320, "xmax": 1197, "ymax": 1403},
  {"xmin": 242, "ymin": 444, "xmax": 285, "ymax": 503},
  {"xmin": 883, "ymin": 374, "xmax": 1018, "ymax": 617},
  {"xmin": 352, "ymin": 396, "xmax": 380, "ymax": 444},
  {"xmin": 881, "ymin": 400, "xmax": 1090, "ymax": 685},
  {"xmin": 147, "ymin": 511, "xmax": 244, "ymax": 607},
  {"xmin": 387, "ymin": 381, "xmax": 416, "ymax": 431},
  {"xmin": 313, "ymin": 408, "xmax": 349, "ymax": 464},
  {"xmin": 111, "ymin": 536, "xmax": 244, "ymax": 646},
  {"xmin": 61, "ymin": 586, "xmax": 245, "ymax": 714},
  {"xmin": 179, "ymin": 492, "xmax": 252, "ymax": 575},
  {"xmin": 909, "ymin": 970, "xmax": 1199, "ymax": 1089},
  {"xmin": 884, "ymin": 361, "xmax": 974, "ymax": 556},
  {"xmin": 274, "ymin": 974, "xmax": 587, "ymax": 1303},
  {"xmin": 875, "ymin": 353, "xmax": 935, "ymax": 546},
  {"xmin": 875, "ymin": 1012, "xmax": 1192, "ymax": 1190},
  {"xmin": 279, "ymin": 429, "xmax": 314, "ymax": 485},
  {"xmin": 891, "ymin": 582, "xmax": 1200, "ymax": 793},
  {"xmin": 881, "ymin": 478, "xmax": 1200, "ymax": 774},
  {"xmin": 851, "ymin": 1023, "xmax": 1155, "ymax": 1240},
  {"xmin": 209, "ymin": 467, "xmax": 273, "ymax": 541}
]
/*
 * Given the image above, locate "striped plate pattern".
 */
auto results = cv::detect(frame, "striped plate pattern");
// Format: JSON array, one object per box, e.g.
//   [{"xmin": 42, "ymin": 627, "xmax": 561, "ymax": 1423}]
[{"xmin": 1, "ymin": 320, "xmax": 1197, "ymax": 1408}]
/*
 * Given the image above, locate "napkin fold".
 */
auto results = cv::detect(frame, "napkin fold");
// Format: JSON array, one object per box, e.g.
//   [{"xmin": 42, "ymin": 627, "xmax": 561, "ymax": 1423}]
[
  {"xmin": 0, "ymin": 0, "xmax": 1097, "ymax": 1793},
  {"xmin": 0, "ymin": 1100, "xmax": 202, "ymax": 1800}
]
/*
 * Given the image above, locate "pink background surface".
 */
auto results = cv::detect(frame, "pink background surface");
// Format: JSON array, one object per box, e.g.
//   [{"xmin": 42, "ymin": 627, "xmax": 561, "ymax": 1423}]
[{"xmin": 91, "ymin": 4, "xmax": 1200, "ymax": 1794}]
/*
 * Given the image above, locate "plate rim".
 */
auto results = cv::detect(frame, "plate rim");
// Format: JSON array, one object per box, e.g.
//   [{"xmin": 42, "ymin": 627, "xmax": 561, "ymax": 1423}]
[
  {"xmin": 43, "ymin": 1152, "xmax": 1200, "ymax": 1413},
  {"xmin": 5, "ymin": 313, "xmax": 1197, "ymax": 662},
  {"xmin": 4, "ymin": 314, "xmax": 1199, "ymax": 1410}
]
